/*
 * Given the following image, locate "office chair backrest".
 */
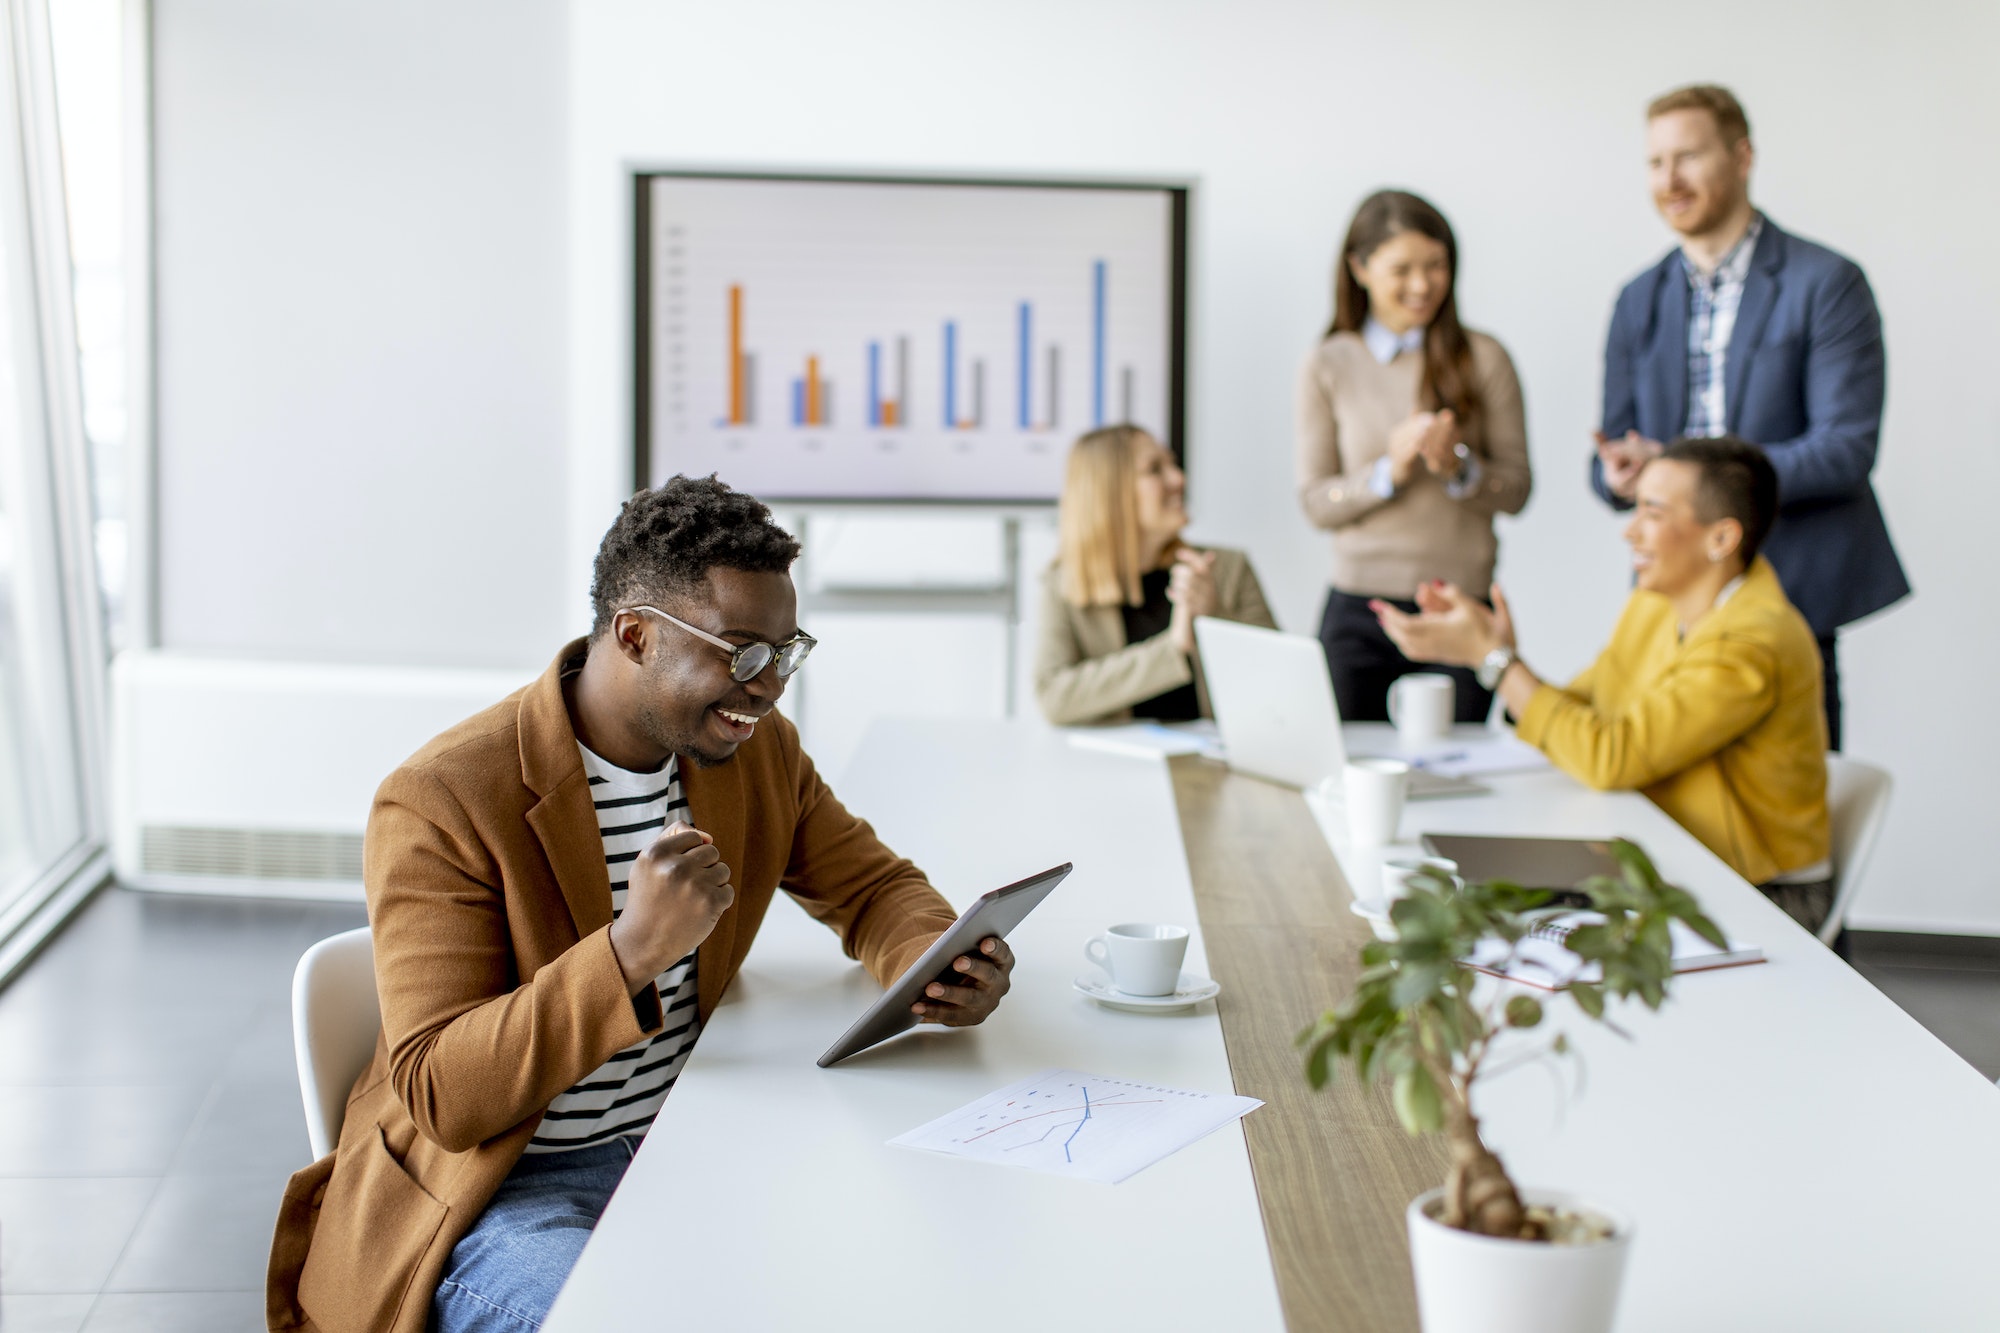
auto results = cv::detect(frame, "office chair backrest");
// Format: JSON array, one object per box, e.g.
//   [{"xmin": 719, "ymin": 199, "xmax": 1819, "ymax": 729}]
[
  {"xmin": 292, "ymin": 926, "xmax": 381, "ymax": 1160},
  {"xmin": 1821, "ymin": 755, "xmax": 1893, "ymax": 947}
]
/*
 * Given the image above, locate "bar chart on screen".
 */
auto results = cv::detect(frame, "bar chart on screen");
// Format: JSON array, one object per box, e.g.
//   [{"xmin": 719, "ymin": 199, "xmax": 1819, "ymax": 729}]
[{"xmin": 640, "ymin": 174, "xmax": 1182, "ymax": 501}]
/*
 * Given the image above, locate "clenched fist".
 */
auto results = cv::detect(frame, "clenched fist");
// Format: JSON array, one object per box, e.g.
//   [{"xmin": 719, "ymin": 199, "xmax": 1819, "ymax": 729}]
[{"xmin": 608, "ymin": 821, "xmax": 735, "ymax": 993}]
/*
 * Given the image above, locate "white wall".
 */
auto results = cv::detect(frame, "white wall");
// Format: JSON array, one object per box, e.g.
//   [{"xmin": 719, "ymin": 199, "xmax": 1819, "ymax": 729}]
[
  {"xmin": 136, "ymin": 1, "xmax": 2000, "ymax": 930},
  {"xmin": 152, "ymin": 0, "xmax": 570, "ymax": 669},
  {"xmin": 567, "ymin": 0, "xmax": 2000, "ymax": 932}
]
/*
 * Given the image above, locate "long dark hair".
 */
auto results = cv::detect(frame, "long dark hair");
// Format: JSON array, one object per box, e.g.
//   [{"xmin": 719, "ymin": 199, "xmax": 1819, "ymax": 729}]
[{"xmin": 1328, "ymin": 190, "xmax": 1482, "ymax": 440}]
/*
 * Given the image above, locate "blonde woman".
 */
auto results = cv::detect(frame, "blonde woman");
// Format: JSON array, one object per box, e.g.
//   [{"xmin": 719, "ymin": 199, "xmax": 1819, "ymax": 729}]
[{"xmin": 1035, "ymin": 425, "xmax": 1274, "ymax": 725}]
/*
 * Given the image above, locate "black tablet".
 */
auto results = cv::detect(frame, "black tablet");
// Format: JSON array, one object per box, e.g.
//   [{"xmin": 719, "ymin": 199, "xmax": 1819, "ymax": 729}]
[{"xmin": 816, "ymin": 862, "xmax": 1071, "ymax": 1067}]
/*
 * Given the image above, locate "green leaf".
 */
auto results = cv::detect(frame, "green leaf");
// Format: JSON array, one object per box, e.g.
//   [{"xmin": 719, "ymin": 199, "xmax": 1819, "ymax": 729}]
[
  {"xmin": 1683, "ymin": 910, "xmax": 1729, "ymax": 951},
  {"xmin": 1504, "ymin": 994, "xmax": 1543, "ymax": 1029},
  {"xmin": 1571, "ymin": 982, "xmax": 1606, "ymax": 1019},
  {"xmin": 1392, "ymin": 1064, "xmax": 1444, "ymax": 1135},
  {"xmin": 1563, "ymin": 923, "xmax": 1616, "ymax": 960},
  {"xmin": 1303, "ymin": 1034, "xmax": 1334, "ymax": 1089},
  {"xmin": 1389, "ymin": 961, "xmax": 1450, "ymax": 1009}
]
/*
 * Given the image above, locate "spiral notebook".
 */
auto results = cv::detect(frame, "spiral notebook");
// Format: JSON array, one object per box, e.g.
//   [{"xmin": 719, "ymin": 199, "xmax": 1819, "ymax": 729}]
[{"xmin": 1468, "ymin": 914, "xmax": 1764, "ymax": 990}]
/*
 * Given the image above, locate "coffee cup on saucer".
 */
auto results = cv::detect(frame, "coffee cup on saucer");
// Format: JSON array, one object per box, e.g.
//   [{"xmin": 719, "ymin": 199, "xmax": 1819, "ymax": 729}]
[
  {"xmin": 1084, "ymin": 923, "xmax": 1189, "ymax": 997},
  {"xmin": 1380, "ymin": 855, "xmax": 1458, "ymax": 905}
]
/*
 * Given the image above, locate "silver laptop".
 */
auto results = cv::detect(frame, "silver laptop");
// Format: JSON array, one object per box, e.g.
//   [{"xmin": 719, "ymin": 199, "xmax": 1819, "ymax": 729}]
[{"xmin": 1193, "ymin": 616, "xmax": 1482, "ymax": 798}]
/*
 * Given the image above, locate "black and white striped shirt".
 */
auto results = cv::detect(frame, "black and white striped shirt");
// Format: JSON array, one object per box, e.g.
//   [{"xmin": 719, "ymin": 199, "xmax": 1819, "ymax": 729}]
[{"xmin": 524, "ymin": 744, "xmax": 703, "ymax": 1153}]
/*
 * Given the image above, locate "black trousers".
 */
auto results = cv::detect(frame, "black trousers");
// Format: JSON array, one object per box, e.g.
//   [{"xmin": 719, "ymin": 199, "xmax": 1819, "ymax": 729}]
[
  {"xmin": 1317, "ymin": 588, "xmax": 1493, "ymax": 725},
  {"xmin": 1817, "ymin": 633, "xmax": 1842, "ymax": 753}
]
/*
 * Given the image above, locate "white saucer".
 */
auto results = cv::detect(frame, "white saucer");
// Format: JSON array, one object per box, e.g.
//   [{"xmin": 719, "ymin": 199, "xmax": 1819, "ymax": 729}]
[
  {"xmin": 1073, "ymin": 970, "xmax": 1221, "ymax": 1012},
  {"xmin": 1348, "ymin": 898, "xmax": 1399, "ymax": 940}
]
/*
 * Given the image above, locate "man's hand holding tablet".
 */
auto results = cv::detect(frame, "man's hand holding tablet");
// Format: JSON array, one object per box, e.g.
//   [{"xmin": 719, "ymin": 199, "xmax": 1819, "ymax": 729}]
[{"xmin": 910, "ymin": 936, "xmax": 1015, "ymax": 1025}]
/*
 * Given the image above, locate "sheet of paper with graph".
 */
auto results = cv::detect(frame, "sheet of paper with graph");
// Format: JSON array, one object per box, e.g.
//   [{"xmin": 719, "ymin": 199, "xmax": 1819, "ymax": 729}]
[{"xmin": 888, "ymin": 1068, "xmax": 1262, "ymax": 1184}]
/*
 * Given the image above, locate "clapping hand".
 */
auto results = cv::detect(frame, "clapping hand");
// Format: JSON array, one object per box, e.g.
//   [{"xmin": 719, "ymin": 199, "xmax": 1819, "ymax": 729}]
[
  {"xmin": 1594, "ymin": 430, "xmax": 1662, "ymax": 500},
  {"xmin": 1166, "ymin": 548, "xmax": 1219, "ymax": 654},
  {"xmin": 1371, "ymin": 580, "xmax": 1514, "ymax": 669},
  {"xmin": 1389, "ymin": 410, "xmax": 1461, "ymax": 487}
]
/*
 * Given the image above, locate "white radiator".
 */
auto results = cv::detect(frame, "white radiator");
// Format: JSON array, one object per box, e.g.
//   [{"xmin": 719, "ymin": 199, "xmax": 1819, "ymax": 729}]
[{"xmin": 110, "ymin": 652, "xmax": 535, "ymax": 900}]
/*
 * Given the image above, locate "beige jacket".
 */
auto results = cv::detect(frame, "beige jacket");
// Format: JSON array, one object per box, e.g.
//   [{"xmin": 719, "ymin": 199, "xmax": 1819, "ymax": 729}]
[
  {"xmin": 266, "ymin": 640, "xmax": 955, "ymax": 1332},
  {"xmin": 1034, "ymin": 546, "xmax": 1275, "ymax": 726},
  {"xmin": 1295, "ymin": 328, "xmax": 1532, "ymax": 598}
]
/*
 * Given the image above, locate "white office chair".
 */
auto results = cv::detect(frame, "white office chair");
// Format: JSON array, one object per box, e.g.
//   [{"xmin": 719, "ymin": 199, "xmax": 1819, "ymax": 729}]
[
  {"xmin": 292, "ymin": 926, "xmax": 381, "ymax": 1160},
  {"xmin": 1820, "ymin": 754, "xmax": 1893, "ymax": 948}
]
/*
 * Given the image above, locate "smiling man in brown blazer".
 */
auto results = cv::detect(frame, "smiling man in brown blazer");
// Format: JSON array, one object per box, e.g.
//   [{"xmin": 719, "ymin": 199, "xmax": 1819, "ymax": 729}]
[{"xmin": 266, "ymin": 477, "xmax": 1016, "ymax": 1333}]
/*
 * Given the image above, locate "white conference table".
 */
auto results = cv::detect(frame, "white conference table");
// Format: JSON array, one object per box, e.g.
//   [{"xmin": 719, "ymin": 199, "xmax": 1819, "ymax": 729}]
[
  {"xmin": 546, "ymin": 719, "xmax": 2000, "ymax": 1332},
  {"xmin": 544, "ymin": 718, "xmax": 1286, "ymax": 1332}
]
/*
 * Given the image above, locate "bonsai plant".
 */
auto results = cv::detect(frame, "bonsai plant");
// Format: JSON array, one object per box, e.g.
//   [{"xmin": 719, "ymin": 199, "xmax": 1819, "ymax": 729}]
[{"xmin": 1297, "ymin": 838, "xmax": 1727, "ymax": 1330}]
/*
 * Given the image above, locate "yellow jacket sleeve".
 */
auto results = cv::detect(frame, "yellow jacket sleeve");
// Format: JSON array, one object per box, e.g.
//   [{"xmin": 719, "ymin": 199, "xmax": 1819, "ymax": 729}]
[{"xmin": 1518, "ymin": 632, "xmax": 1779, "ymax": 792}]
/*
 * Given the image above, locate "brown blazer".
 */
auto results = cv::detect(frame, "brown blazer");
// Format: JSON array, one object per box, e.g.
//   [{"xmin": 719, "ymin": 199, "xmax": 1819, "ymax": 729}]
[
  {"xmin": 266, "ymin": 640, "xmax": 956, "ymax": 1332},
  {"xmin": 1033, "ymin": 546, "xmax": 1275, "ymax": 726}
]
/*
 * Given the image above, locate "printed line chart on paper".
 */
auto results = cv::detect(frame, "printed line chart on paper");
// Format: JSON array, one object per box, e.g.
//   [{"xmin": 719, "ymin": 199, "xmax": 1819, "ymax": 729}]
[{"xmin": 889, "ymin": 1069, "xmax": 1261, "ymax": 1184}]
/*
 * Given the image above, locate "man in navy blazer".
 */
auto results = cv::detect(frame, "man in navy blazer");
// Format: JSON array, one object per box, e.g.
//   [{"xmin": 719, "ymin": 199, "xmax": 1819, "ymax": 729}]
[{"xmin": 1592, "ymin": 85, "xmax": 1908, "ymax": 749}]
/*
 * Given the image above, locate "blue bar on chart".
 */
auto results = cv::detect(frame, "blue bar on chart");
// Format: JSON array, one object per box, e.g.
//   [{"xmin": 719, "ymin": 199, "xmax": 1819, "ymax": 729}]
[
  {"xmin": 943, "ymin": 321, "xmax": 958, "ymax": 427},
  {"xmin": 868, "ymin": 341, "xmax": 881, "ymax": 427},
  {"xmin": 1017, "ymin": 303, "xmax": 1032, "ymax": 431},
  {"xmin": 1091, "ymin": 259, "xmax": 1106, "ymax": 427},
  {"xmin": 791, "ymin": 378, "xmax": 805, "ymax": 427}
]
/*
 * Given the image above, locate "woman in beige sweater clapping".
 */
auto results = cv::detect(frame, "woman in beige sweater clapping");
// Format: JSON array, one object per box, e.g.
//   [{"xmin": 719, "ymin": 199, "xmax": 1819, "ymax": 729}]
[{"xmin": 1297, "ymin": 190, "xmax": 1532, "ymax": 723}]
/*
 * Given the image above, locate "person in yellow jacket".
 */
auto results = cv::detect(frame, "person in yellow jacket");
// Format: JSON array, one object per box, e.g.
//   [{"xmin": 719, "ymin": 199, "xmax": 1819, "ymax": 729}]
[{"xmin": 1374, "ymin": 435, "xmax": 1833, "ymax": 933}]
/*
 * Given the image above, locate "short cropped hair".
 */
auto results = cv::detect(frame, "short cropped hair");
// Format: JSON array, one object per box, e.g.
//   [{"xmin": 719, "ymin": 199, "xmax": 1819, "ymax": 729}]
[
  {"xmin": 1657, "ymin": 436, "xmax": 1778, "ymax": 565},
  {"xmin": 589, "ymin": 475, "xmax": 801, "ymax": 637},
  {"xmin": 1647, "ymin": 84, "xmax": 1751, "ymax": 147}
]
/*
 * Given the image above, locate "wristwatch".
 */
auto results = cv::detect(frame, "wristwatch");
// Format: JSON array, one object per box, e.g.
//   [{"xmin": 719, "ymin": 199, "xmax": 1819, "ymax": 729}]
[{"xmin": 1476, "ymin": 645, "xmax": 1517, "ymax": 690}]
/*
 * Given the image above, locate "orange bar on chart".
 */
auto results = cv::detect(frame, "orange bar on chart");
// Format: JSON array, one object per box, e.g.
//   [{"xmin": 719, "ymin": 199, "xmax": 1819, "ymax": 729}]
[
  {"xmin": 806, "ymin": 356, "xmax": 821, "ymax": 426},
  {"xmin": 728, "ymin": 285, "xmax": 744, "ymax": 425},
  {"xmin": 883, "ymin": 401, "xmax": 898, "ymax": 427}
]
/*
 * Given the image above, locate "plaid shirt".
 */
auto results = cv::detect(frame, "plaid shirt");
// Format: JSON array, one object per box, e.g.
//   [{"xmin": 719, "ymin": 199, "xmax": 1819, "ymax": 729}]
[{"xmin": 1682, "ymin": 215, "xmax": 1764, "ymax": 438}]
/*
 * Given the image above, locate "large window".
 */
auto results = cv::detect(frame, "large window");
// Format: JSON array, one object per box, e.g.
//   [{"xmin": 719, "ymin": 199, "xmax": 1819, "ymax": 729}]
[
  {"xmin": 51, "ymin": 0, "xmax": 126, "ymax": 650},
  {"xmin": 0, "ymin": 0, "xmax": 109, "ymax": 977}
]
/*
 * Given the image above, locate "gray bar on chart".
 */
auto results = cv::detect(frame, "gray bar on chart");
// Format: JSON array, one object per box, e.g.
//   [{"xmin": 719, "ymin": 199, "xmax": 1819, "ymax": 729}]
[
  {"xmin": 1047, "ymin": 346, "xmax": 1059, "ymax": 429},
  {"xmin": 896, "ymin": 336, "xmax": 909, "ymax": 426},
  {"xmin": 822, "ymin": 382, "xmax": 833, "ymax": 427},
  {"xmin": 743, "ymin": 353, "xmax": 757, "ymax": 426},
  {"xmin": 1121, "ymin": 367, "xmax": 1134, "ymax": 423},
  {"xmin": 971, "ymin": 360, "xmax": 985, "ymax": 428}
]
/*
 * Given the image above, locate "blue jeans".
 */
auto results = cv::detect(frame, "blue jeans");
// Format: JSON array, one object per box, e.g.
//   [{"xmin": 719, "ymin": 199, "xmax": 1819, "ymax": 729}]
[{"xmin": 431, "ymin": 1137, "xmax": 639, "ymax": 1332}]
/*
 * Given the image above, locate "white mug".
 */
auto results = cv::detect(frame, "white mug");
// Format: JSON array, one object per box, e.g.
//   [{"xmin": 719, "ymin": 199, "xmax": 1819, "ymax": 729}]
[
  {"xmin": 1380, "ymin": 855, "xmax": 1458, "ymax": 904},
  {"xmin": 1344, "ymin": 757, "xmax": 1409, "ymax": 847},
  {"xmin": 1389, "ymin": 673, "xmax": 1456, "ymax": 748},
  {"xmin": 1084, "ymin": 923, "xmax": 1189, "ymax": 997}
]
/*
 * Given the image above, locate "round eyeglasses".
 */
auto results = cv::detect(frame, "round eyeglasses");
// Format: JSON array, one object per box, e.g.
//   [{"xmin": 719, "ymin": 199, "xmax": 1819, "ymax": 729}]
[{"xmin": 623, "ymin": 605, "xmax": 816, "ymax": 683}]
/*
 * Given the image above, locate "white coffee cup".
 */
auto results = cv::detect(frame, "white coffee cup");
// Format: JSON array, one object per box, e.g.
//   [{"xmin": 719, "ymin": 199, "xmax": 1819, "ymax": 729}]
[
  {"xmin": 1381, "ymin": 855, "xmax": 1458, "ymax": 904},
  {"xmin": 1389, "ymin": 672, "xmax": 1456, "ymax": 748},
  {"xmin": 1344, "ymin": 757, "xmax": 1409, "ymax": 847},
  {"xmin": 1084, "ymin": 923, "xmax": 1189, "ymax": 997}
]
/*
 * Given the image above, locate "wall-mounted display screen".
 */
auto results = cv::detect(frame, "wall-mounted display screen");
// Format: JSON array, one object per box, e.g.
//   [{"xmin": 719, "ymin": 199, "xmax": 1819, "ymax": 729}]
[{"xmin": 635, "ymin": 171, "xmax": 1188, "ymax": 503}]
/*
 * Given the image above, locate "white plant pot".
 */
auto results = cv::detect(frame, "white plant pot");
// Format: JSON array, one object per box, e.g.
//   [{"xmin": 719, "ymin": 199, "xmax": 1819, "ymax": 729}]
[{"xmin": 1406, "ymin": 1187, "xmax": 1632, "ymax": 1333}]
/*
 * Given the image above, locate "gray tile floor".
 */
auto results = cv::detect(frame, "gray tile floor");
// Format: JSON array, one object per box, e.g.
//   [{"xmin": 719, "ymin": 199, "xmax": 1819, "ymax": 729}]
[
  {"xmin": 0, "ymin": 888, "xmax": 364, "ymax": 1333},
  {"xmin": 0, "ymin": 891, "xmax": 1995, "ymax": 1331},
  {"xmin": 1849, "ymin": 933, "xmax": 2000, "ymax": 1079}
]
